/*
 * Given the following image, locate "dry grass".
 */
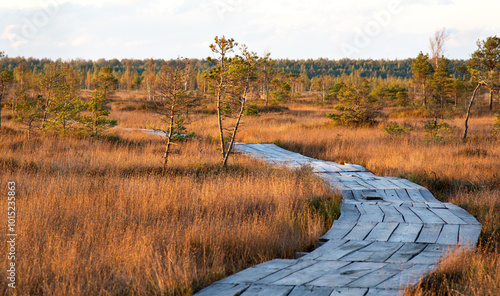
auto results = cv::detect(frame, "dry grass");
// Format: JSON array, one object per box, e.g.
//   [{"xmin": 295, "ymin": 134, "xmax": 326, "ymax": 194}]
[
  {"xmin": 1, "ymin": 93, "xmax": 499, "ymax": 295},
  {"xmin": 0, "ymin": 125, "xmax": 337, "ymax": 295}
]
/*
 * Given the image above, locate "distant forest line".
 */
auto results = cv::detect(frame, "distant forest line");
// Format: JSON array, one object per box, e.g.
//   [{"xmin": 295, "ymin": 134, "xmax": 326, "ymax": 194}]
[{"xmin": 0, "ymin": 56, "xmax": 468, "ymax": 80}]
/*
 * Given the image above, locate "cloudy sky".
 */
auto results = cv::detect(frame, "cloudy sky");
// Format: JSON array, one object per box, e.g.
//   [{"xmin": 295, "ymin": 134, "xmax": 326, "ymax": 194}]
[{"xmin": 0, "ymin": 0, "xmax": 498, "ymax": 61}]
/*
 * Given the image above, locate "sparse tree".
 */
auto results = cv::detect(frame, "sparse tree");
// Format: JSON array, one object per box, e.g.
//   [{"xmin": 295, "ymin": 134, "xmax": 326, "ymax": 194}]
[
  {"xmin": 429, "ymin": 28, "xmax": 449, "ymax": 68},
  {"xmin": 14, "ymin": 94, "xmax": 43, "ymax": 139},
  {"xmin": 469, "ymin": 36, "xmax": 500, "ymax": 111},
  {"xmin": 205, "ymin": 36, "xmax": 260, "ymax": 168},
  {"xmin": 463, "ymin": 36, "xmax": 500, "ymax": 139},
  {"xmin": 79, "ymin": 90, "xmax": 116, "ymax": 138},
  {"xmin": 96, "ymin": 66, "xmax": 117, "ymax": 99},
  {"xmin": 411, "ymin": 52, "xmax": 434, "ymax": 106},
  {"xmin": 152, "ymin": 59, "xmax": 196, "ymax": 169},
  {"xmin": 0, "ymin": 52, "xmax": 14, "ymax": 129}
]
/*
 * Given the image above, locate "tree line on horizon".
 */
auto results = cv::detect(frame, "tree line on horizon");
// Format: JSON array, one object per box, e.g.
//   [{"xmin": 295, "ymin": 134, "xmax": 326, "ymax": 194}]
[{"xmin": 0, "ymin": 33, "xmax": 499, "ymax": 167}]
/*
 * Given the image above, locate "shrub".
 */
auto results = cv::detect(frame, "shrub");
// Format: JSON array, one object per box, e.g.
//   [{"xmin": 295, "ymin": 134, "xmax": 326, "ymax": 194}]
[
  {"xmin": 326, "ymin": 106, "xmax": 376, "ymax": 126},
  {"xmin": 384, "ymin": 123, "xmax": 413, "ymax": 135},
  {"xmin": 424, "ymin": 121, "xmax": 451, "ymax": 142}
]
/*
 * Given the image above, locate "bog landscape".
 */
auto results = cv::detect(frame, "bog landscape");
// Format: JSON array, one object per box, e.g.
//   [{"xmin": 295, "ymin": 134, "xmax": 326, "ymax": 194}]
[{"xmin": 0, "ymin": 33, "xmax": 499, "ymax": 296}]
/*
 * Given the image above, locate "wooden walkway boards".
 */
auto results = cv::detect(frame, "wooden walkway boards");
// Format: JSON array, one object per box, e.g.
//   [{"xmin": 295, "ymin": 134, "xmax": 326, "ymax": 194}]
[{"xmin": 195, "ymin": 143, "xmax": 481, "ymax": 296}]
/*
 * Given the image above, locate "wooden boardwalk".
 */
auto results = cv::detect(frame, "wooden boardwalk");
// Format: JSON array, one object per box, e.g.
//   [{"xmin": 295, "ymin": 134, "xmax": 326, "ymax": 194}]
[{"xmin": 195, "ymin": 144, "xmax": 481, "ymax": 296}]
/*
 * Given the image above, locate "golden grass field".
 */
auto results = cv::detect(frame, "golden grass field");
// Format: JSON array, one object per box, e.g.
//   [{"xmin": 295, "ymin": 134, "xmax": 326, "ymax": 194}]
[{"xmin": 1, "ymin": 90, "xmax": 499, "ymax": 295}]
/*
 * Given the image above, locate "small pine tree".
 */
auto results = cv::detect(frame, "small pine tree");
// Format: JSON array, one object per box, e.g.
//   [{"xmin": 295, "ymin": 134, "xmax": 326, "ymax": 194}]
[
  {"xmin": 79, "ymin": 90, "xmax": 116, "ymax": 138},
  {"xmin": 14, "ymin": 94, "xmax": 43, "ymax": 139}
]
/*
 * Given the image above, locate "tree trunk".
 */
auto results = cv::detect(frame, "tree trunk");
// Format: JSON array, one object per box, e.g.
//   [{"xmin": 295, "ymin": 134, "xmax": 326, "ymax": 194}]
[
  {"xmin": 222, "ymin": 91, "xmax": 247, "ymax": 168},
  {"xmin": 463, "ymin": 83, "xmax": 481, "ymax": 140},
  {"xmin": 489, "ymin": 88, "xmax": 493, "ymax": 111},
  {"xmin": 216, "ymin": 87, "xmax": 226, "ymax": 162},
  {"xmin": 163, "ymin": 106, "xmax": 175, "ymax": 170}
]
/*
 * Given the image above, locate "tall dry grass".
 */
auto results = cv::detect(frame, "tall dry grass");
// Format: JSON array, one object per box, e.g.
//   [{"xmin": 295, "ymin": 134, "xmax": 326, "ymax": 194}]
[{"xmin": 0, "ymin": 126, "xmax": 337, "ymax": 295}]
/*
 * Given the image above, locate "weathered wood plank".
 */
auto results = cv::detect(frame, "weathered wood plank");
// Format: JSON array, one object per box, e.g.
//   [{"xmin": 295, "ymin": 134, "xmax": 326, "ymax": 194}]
[
  {"xmin": 365, "ymin": 222, "xmax": 399, "ymax": 242},
  {"xmin": 343, "ymin": 222, "xmax": 378, "ymax": 241},
  {"xmin": 416, "ymin": 224, "xmax": 443, "ymax": 244},
  {"xmin": 272, "ymin": 261, "xmax": 350, "ymax": 285},
  {"xmin": 195, "ymin": 283, "xmax": 250, "ymax": 296},
  {"xmin": 444, "ymin": 204, "xmax": 481, "ymax": 225},
  {"xmin": 308, "ymin": 262, "xmax": 386, "ymax": 287},
  {"xmin": 240, "ymin": 284, "xmax": 293, "ymax": 296},
  {"xmin": 388, "ymin": 223, "xmax": 423, "ymax": 243},
  {"xmin": 419, "ymin": 188, "xmax": 439, "ymax": 203},
  {"xmin": 458, "ymin": 224, "xmax": 482, "ymax": 247},
  {"xmin": 385, "ymin": 243, "xmax": 427, "ymax": 263},
  {"xmin": 436, "ymin": 224, "xmax": 459, "ymax": 245},
  {"xmin": 346, "ymin": 263, "xmax": 402, "ymax": 288},
  {"xmin": 341, "ymin": 241, "xmax": 403, "ymax": 263},
  {"xmin": 379, "ymin": 205, "xmax": 405, "ymax": 223},
  {"xmin": 384, "ymin": 189, "xmax": 403, "ymax": 202},
  {"xmin": 321, "ymin": 220, "xmax": 358, "ymax": 240},
  {"xmin": 429, "ymin": 208, "xmax": 467, "ymax": 225},
  {"xmin": 410, "ymin": 207, "xmax": 445, "ymax": 224},
  {"xmin": 329, "ymin": 287, "xmax": 368, "ymax": 296},
  {"xmin": 406, "ymin": 189, "xmax": 428, "ymax": 203},
  {"xmin": 255, "ymin": 260, "xmax": 318, "ymax": 284},
  {"xmin": 287, "ymin": 285, "xmax": 335, "ymax": 296},
  {"xmin": 365, "ymin": 288, "xmax": 404, "ymax": 296},
  {"xmin": 395, "ymin": 188, "xmax": 413, "ymax": 202},
  {"xmin": 396, "ymin": 206, "xmax": 423, "ymax": 224},
  {"xmin": 377, "ymin": 263, "xmax": 436, "ymax": 290},
  {"xmin": 357, "ymin": 203, "xmax": 385, "ymax": 223},
  {"xmin": 316, "ymin": 240, "xmax": 373, "ymax": 261}
]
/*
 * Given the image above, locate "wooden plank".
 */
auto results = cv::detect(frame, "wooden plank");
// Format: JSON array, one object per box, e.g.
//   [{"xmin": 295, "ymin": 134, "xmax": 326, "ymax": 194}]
[
  {"xmin": 194, "ymin": 283, "xmax": 249, "ymax": 296},
  {"xmin": 419, "ymin": 188, "xmax": 439, "ymax": 203},
  {"xmin": 316, "ymin": 240, "xmax": 373, "ymax": 261},
  {"xmin": 300, "ymin": 240, "xmax": 349, "ymax": 261},
  {"xmin": 343, "ymin": 222, "xmax": 378, "ymax": 241},
  {"xmin": 408, "ymin": 247, "xmax": 447, "ymax": 265},
  {"xmin": 395, "ymin": 206, "xmax": 423, "ymax": 223},
  {"xmin": 376, "ymin": 264, "xmax": 435, "ymax": 290},
  {"xmin": 385, "ymin": 242, "xmax": 427, "ymax": 263},
  {"xmin": 346, "ymin": 264, "xmax": 402, "ymax": 288},
  {"xmin": 445, "ymin": 204, "xmax": 481, "ymax": 225},
  {"xmin": 272, "ymin": 261, "xmax": 350, "ymax": 286},
  {"xmin": 436, "ymin": 224, "xmax": 459, "ymax": 245},
  {"xmin": 388, "ymin": 223, "xmax": 423, "ymax": 243},
  {"xmin": 406, "ymin": 189, "xmax": 427, "ymax": 203},
  {"xmin": 365, "ymin": 222, "xmax": 399, "ymax": 242},
  {"xmin": 458, "ymin": 224, "xmax": 482, "ymax": 248},
  {"xmin": 395, "ymin": 189, "xmax": 413, "ymax": 202},
  {"xmin": 384, "ymin": 189, "xmax": 402, "ymax": 202},
  {"xmin": 321, "ymin": 220, "xmax": 358, "ymax": 240},
  {"xmin": 357, "ymin": 203, "xmax": 385, "ymax": 223},
  {"xmin": 255, "ymin": 260, "xmax": 318, "ymax": 284},
  {"xmin": 352, "ymin": 190, "xmax": 368, "ymax": 201},
  {"xmin": 379, "ymin": 205, "xmax": 405, "ymax": 223},
  {"xmin": 329, "ymin": 288, "xmax": 369, "ymax": 296},
  {"xmin": 416, "ymin": 224, "xmax": 443, "ymax": 244},
  {"xmin": 287, "ymin": 285, "xmax": 335, "ymax": 296},
  {"xmin": 410, "ymin": 207, "xmax": 445, "ymax": 224},
  {"xmin": 337, "ymin": 203, "xmax": 361, "ymax": 223},
  {"xmin": 365, "ymin": 288, "xmax": 404, "ymax": 296},
  {"xmin": 341, "ymin": 241, "xmax": 403, "ymax": 262},
  {"xmin": 429, "ymin": 208, "xmax": 467, "ymax": 225},
  {"xmin": 308, "ymin": 262, "xmax": 386, "ymax": 287},
  {"xmin": 240, "ymin": 284, "xmax": 293, "ymax": 296}
]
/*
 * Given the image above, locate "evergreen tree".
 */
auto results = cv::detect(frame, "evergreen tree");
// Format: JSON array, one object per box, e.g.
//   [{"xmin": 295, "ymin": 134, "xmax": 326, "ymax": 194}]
[{"xmin": 411, "ymin": 52, "xmax": 434, "ymax": 106}]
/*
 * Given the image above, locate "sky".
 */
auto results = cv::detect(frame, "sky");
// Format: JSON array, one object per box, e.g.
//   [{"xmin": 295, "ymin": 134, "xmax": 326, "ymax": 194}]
[{"xmin": 0, "ymin": 0, "xmax": 499, "ymax": 61}]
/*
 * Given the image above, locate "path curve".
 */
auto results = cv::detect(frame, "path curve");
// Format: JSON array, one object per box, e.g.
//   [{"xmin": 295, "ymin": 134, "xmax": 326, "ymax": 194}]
[{"xmin": 195, "ymin": 143, "xmax": 481, "ymax": 296}]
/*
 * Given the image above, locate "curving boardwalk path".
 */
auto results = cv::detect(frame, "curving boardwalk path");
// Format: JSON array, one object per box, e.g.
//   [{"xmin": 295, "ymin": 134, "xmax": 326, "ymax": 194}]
[{"xmin": 195, "ymin": 144, "xmax": 481, "ymax": 296}]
